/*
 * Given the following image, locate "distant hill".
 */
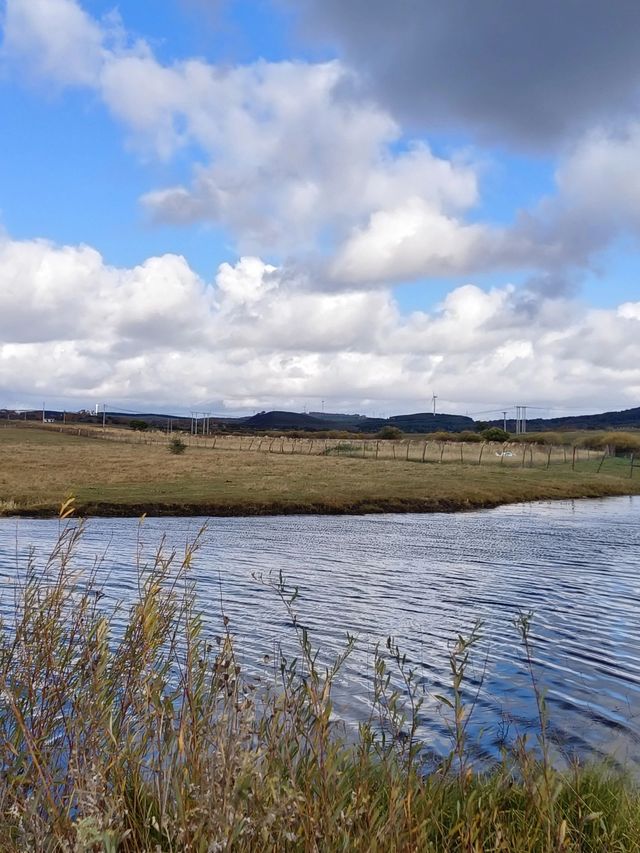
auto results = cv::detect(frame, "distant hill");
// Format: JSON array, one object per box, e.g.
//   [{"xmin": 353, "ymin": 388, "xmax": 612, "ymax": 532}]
[
  {"xmin": 388, "ymin": 412, "xmax": 474, "ymax": 433},
  {"xmin": 242, "ymin": 411, "xmax": 328, "ymax": 431},
  {"xmin": 242, "ymin": 410, "xmax": 474, "ymax": 433},
  {"xmin": 490, "ymin": 406, "xmax": 640, "ymax": 432}
]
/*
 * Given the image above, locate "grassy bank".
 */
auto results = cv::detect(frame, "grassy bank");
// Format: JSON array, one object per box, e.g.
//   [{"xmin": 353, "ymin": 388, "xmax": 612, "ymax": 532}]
[
  {"xmin": 0, "ymin": 519, "xmax": 639, "ymax": 851},
  {"xmin": 0, "ymin": 425, "xmax": 638, "ymax": 517}
]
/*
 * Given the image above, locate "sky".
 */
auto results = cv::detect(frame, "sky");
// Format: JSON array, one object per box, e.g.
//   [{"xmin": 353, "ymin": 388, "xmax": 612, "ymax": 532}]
[{"xmin": 1, "ymin": 0, "xmax": 640, "ymax": 418}]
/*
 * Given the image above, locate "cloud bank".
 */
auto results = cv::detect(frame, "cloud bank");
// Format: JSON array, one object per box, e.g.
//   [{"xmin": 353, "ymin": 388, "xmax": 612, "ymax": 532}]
[{"xmin": 1, "ymin": 235, "xmax": 639, "ymax": 413}]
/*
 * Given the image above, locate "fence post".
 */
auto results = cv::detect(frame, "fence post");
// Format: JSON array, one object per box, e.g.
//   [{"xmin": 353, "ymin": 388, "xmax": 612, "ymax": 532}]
[
  {"xmin": 597, "ymin": 450, "xmax": 607, "ymax": 473},
  {"xmin": 460, "ymin": 444, "xmax": 464, "ymax": 464},
  {"xmin": 521, "ymin": 445, "xmax": 527, "ymax": 468},
  {"xmin": 631, "ymin": 453, "xmax": 635, "ymax": 479},
  {"xmin": 478, "ymin": 442, "xmax": 486, "ymax": 465},
  {"xmin": 375, "ymin": 441, "xmax": 380, "ymax": 460},
  {"xmin": 392, "ymin": 443, "xmax": 397, "ymax": 460},
  {"xmin": 546, "ymin": 446, "xmax": 553, "ymax": 469},
  {"xmin": 572, "ymin": 446, "xmax": 577, "ymax": 471},
  {"xmin": 308, "ymin": 440, "xmax": 314, "ymax": 455},
  {"xmin": 440, "ymin": 442, "xmax": 445, "ymax": 463},
  {"xmin": 362, "ymin": 440, "xmax": 366, "ymax": 458},
  {"xmin": 405, "ymin": 441, "xmax": 410, "ymax": 461},
  {"xmin": 422, "ymin": 441, "xmax": 428, "ymax": 463}
]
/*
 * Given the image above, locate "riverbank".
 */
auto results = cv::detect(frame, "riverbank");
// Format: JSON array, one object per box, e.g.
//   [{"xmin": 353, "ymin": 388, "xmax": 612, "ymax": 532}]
[{"xmin": 1, "ymin": 426, "xmax": 638, "ymax": 517}]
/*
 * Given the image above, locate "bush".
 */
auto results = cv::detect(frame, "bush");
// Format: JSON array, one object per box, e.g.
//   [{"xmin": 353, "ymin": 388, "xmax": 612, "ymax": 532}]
[
  {"xmin": 481, "ymin": 427, "xmax": 510, "ymax": 442},
  {"xmin": 377, "ymin": 425, "xmax": 403, "ymax": 440},
  {"xmin": 579, "ymin": 431, "xmax": 640, "ymax": 454},
  {"xmin": 458, "ymin": 430, "xmax": 483, "ymax": 443},
  {"xmin": 168, "ymin": 436, "xmax": 187, "ymax": 455},
  {"xmin": 129, "ymin": 419, "xmax": 149, "ymax": 431}
]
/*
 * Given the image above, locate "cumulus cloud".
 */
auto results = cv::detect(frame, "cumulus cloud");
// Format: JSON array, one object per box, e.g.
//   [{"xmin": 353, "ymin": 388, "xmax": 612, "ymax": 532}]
[
  {"xmin": 1, "ymin": 0, "xmax": 105, "ymax": 86},
  {"xmin": 2, "ymin": 0, "xmax": 482, "ymax": 260},
  {"xmin": 293, "ymin": 0, "xmax": 640, "ymax": 148},
  {"xmin": 1, "ymin": 234, "xmax": 639, "ymax": 413}
]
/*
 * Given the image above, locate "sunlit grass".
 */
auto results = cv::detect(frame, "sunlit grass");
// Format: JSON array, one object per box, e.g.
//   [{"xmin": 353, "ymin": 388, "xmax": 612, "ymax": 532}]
[{"xmin": 1, "ymin": 425, "xmax": 638, "ymax": 517}]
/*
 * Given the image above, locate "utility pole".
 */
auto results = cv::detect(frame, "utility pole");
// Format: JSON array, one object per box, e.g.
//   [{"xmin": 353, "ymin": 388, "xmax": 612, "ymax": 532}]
[
  {"xmin": 503, "ymin": 411, "xmax": 508, "ymax": 432},
  {"xmin": 432, "ymin": 393, "xmax": 438, "ymax": 416},
  {"xmin": 102, "ymin": 403, "xmax": 106, "ymax": 429},
  {"xmin": 514, "ymin": 404, "xmax": 527, "ymax": 435},
  {"xmin": 42, "ymin": 401, "xmax": 45, "ymax": 423}
]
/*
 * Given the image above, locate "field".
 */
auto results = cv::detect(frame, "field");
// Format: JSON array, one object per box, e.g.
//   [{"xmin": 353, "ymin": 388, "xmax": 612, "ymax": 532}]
[{"xmin": 1, "ymin": 424, "xmax": 638, "ymax": 516}]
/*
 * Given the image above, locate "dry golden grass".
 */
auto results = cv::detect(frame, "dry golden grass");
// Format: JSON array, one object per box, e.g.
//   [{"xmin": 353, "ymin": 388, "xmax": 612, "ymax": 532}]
[{"xmin": 0, "ymin": 425, "xmax": 638, "ymax": 516}]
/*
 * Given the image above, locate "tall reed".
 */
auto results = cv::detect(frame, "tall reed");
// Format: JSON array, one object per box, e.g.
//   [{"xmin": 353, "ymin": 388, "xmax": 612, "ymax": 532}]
[{"xmin": 0, "ymin": 505, "xmax": 639, "ymax": 850}]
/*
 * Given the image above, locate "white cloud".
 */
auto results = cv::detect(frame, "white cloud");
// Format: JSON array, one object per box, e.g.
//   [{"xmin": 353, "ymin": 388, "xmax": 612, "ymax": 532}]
[
  {"xmin": 1, "ymin": 0, "xmax": 104, "ymax": 86},
  {"xmin": 1, "ymin": 235, "xmax": 639, "ymax": 413},
  {"xmin": 2, "ymin": 0, "xmax": 482, "ymax": 260}
]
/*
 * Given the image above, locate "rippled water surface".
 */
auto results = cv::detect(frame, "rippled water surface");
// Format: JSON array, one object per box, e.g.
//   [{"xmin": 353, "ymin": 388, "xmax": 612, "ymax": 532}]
[{"xmin": 1, "ymin": 497, "xmax": 639, "ymax": 768}]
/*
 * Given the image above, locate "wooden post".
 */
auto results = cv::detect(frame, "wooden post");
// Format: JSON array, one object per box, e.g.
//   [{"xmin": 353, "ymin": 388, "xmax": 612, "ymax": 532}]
[
  {"xmin": 500, "ymin": 443, "xmax": 506, "ymax": 465},
  {"xmin": 421, "ymin": 441, "xmax": 428, "ymax": 463},
  {"xmin": 546, "ymin": 446, "xmax": 553, "ymax": 469},
  {"xmin": 392, "ymin": 443, "xmax": 396, "ymax": 460},
  {"xmin": 521, "ymin": 445, "xmax": 527, "ymax": 468},
  {"xmin": 439, "ymin": 442, "xmax": 445, "ymax": 463},
  {"xmin": 563, "ymin": 447, "xmax": 567, "ymax": 464},
  {"xmin": 308, "ymin": 440, "xmax": 314, "ymax": 455},
  {"xmin": 269, "ymin": 437, "xmax": 276, "ymax": 452},
  {"xmin": 572, "ymin": 446, "xmax": 577, "ymax": 470},
  {"xmin": 630, "ymin": 453, "xmax": 635, "ymax": 479},
  {"xmin": 597, "ymin": 450, "xmax": 607, "ymax": 473},
  {"xmin": 362, "ymin": 440, "xmax": 366, "ymax": 458},
  {"xmin": 478, "ymin": 442, "xmax": 486, "ymax": 465},
  {"xmin": 405, "ymin": 440, "xmax": 410, "ymax": 461},
  {"xmin": 460, "ymin": 443, "xmax": 464, "ymax": 464},
  {"xmin": 280, "ymin": 439, "xmax": 285, "ymax": 453},
  {"xmin": 375, "ymin": 441, "xmax": 380, "ymax": 460},
  {"xmin": 529, "ymin": 446, "xmax": 534, "ymax": 467}
]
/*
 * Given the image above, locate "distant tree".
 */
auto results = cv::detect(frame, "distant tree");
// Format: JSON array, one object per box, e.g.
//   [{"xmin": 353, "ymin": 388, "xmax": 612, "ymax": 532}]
[
  {"xmin": 481, "ymin": 427, "xmax": 510, "ymax": 442},
  {"xmin": 475, "ymin": 421, "xmax": 490, "ymax": 432},
  {"xmin": 377, "ymin": 425, "xmax": 403, "ymax": 440},
  {"xmin": 130, "ymin": 420, "xmax": 149, "ymax": 432}
]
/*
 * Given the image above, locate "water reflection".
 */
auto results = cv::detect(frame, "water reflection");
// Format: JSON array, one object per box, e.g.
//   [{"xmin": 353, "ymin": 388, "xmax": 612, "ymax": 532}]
[{"xmin": 0, "ymin": 496, "xmax": 639, "ymax": 768}]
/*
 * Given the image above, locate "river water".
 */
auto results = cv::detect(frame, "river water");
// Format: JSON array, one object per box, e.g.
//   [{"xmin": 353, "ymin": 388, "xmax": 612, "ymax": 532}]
[{"xmin": 1, "ymin": 496, "xmax": 639, "ymax": 769}]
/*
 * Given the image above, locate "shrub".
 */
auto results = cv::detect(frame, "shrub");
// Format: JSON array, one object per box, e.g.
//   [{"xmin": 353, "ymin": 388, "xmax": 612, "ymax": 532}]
[
  {"xmin": 129, "ymin": 419, "xmax": 149, "ymax": 431},
  {"xmin": 168, "ymin": 436, "xmax": 187, "ymax": 454},
  {"xmin": 378, "ymin": 425, "xmax": 403, "ymax": 440},
  {"xmin": 458, "ymin": 430, "xmax": 483, "ymax": 443},
  {"xmin": 579, "ymin": 431, "xmax": 640, "ymax": 454},
  {"xmin": 481, "ymin": 427, "xmax": 510, "ymax": 442}
]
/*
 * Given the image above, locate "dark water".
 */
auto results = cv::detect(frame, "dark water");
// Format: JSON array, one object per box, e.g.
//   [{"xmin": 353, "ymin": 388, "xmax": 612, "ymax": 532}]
[{"xmin": 1, "ymin": 496, "xmax": 639, "ymax": 768}]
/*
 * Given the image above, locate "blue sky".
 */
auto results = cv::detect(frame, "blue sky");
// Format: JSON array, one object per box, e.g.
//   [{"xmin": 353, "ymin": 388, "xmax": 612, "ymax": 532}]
[{"xmin": 1, "ymin": 0, "xmax": 639, "ymax": 415}]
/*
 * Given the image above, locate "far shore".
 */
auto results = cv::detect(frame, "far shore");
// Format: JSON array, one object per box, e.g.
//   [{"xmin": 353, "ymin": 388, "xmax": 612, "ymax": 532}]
[{"xmin": 1, "ymin": 424, "xmax": 638, "ymax": 519}]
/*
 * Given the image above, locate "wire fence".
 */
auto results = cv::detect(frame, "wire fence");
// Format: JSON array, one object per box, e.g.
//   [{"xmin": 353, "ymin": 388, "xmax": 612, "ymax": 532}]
[{"xmin": 3, "ymin": 420, "xmax": 634, "ymax": 476}]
